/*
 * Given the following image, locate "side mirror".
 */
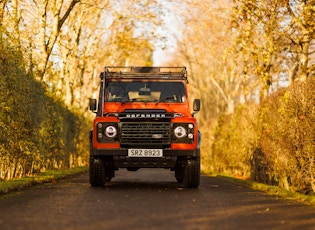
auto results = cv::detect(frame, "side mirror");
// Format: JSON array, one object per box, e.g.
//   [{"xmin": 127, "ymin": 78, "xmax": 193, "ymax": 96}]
[
  {"xmin": 89, "ymin": 99, "xmax": 97, "ymax": 111},
  {"xmin": 193, "ymin": 99, "xmax": 200, "ymax": 112},
  {"xmin": 192, "ymin": 99, "xmax": 200, "ymax": 117}
]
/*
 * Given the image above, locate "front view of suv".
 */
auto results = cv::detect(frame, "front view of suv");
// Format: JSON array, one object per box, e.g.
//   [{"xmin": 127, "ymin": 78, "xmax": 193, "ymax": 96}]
[{"xmin": 89, "ymin": 66, "xmax": 201, "ymax": 188}]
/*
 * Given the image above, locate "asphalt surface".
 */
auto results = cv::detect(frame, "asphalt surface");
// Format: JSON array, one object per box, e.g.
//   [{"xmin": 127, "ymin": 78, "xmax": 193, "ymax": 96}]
[{"xmin": 0, "ymin": 169, "xmax": 315, "ymax": 230}]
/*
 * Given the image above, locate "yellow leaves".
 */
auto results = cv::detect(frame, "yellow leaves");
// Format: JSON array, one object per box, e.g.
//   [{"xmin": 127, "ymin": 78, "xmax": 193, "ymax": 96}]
[
  {"xmin": 264, "ymin": 127, "xmax": 271, "ymax": 135},
  {"xmin": 212, "ymin": 77, "xmax": 315, "ymax": 193},
  {"xmin": 298, "ymin": 115, "xmax": 305, "ymax": 121},
  {"xmin": 282, "ymin": 91, "xmax": 291, "ymax": 104}
]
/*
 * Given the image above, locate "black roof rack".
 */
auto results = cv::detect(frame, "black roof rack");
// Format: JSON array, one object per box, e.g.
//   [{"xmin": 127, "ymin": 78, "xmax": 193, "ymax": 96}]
[{"xmin": 102, "ymin": 66, "xmax": 188, "ymax": 82}]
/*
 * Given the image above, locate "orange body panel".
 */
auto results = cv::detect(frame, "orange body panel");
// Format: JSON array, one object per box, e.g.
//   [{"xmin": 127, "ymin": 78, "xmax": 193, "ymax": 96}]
[
  {"xmin": 103, "ymin": 102, "xmax": 191, "ymax": 117},
  {"xmin": 93, "ymin": 100, "xmax": 198, "ymax": 149}
]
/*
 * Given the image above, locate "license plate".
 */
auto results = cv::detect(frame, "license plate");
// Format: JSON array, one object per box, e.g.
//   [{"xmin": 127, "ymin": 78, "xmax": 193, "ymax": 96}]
[{"xmin": 128, "ymin": 149, "xmax": 163, "ymax": 157}]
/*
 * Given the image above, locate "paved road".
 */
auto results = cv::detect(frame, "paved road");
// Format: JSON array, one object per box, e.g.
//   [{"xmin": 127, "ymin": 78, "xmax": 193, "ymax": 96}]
[{"xmin": 0, "ymin": 169, "xmax": 315, "ymax": 230}]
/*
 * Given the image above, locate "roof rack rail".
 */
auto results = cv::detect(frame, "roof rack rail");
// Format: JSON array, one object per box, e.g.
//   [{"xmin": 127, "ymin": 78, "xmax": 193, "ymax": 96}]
[{"xmin": 102, "ymin": 66, "xmax": 188, "ymax": 81}]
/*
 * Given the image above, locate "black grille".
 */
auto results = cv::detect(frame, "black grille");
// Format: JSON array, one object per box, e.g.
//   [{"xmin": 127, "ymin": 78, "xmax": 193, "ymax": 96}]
[{"xmin": 121, "ymin": 122, "xmax": 171, "ymax": 147}]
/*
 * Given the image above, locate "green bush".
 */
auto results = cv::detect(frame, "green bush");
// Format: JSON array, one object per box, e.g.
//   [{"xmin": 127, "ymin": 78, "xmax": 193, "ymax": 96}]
[
  {"xmin": 0, "ymin": 41, "xmax": 88, "ymax": 180},
  {"xmin": 211, "ymin": 103, "xmax": 260, "ymax": 179}
]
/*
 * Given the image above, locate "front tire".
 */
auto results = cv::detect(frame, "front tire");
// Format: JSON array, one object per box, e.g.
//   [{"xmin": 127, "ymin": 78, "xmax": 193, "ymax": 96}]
[
  {"xmin": 89, "ymin": 157, "xmax": 106, "ymax": 187},
  {"xmin": 175, "ymin": 158, "xmax": 184, "ymax": 183},
  {"xmin": 183, "ymin": 158, "xmax": 200, "ymax": 188}
]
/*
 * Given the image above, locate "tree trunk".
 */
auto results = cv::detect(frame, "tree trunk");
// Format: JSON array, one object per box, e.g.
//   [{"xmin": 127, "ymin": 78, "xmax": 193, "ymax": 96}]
[
  {"xmin": 37, "ymin": 0, "xmax": 80, "ymax": 81},
  {"xmin": 0, "ymin": 0, "xmax": 7, "ymax": 26},
  {"xmin": 297, "ymin": 34, "xmax": 310, "ymax": 82}
]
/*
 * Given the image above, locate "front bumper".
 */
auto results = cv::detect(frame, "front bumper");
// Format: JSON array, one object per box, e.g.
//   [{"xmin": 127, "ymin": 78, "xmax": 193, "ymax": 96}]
[
  {"xmin": 91, "ymin": 148, "xmax": 200, "ymax": 168},
  {"xmin": 92, "ymin": 148, "xmax": 200, "ymax": 157}
]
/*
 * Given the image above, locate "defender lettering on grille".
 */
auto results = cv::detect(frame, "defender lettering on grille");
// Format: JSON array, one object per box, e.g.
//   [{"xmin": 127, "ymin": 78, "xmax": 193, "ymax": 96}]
[{"xmin": 126, "ymin": 113, "xmax": 166, "ymax": 118}]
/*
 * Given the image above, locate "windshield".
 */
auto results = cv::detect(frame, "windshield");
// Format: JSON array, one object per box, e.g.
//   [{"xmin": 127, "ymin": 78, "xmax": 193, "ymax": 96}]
[{"xmin": 105, "ymin": 81, "xmax": 186, "ymax": 103}]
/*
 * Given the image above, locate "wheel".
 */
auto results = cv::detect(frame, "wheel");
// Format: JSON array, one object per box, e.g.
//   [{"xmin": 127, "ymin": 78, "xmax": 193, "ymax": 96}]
[
  {"xmin": 183, "ymin": 158, "xmax": 200, "ymax": 188},
  {"xmin": 105, "ymin": 160, "xmax": 115, "ymax": 182},
  {"xmin": 89, "ymin": 157, "xmax": 106, "ymax": 187},
  {"xmin": 175, "ymin": 158, "xmax": 184, "ymax": 183}
]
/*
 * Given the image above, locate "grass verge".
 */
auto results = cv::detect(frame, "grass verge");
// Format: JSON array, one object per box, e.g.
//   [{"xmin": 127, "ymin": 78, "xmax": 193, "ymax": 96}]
[
  {"xmin": 0, "ymin": 167, "xmax": 88, "ymax": 194},
  {"xmin": 216, "ymin": 174, "xmax": 315, "ymax": 206}
]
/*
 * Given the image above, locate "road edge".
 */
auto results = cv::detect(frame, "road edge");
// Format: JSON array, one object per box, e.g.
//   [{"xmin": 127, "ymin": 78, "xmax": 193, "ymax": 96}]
[{"xmin": 0, "ymin": 167, "xmax": 88, "ymax": 195}]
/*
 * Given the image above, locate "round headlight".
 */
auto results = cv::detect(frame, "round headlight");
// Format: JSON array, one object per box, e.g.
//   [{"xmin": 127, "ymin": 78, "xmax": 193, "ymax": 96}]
[
  {"xmin": 174, "ymin": 126, "xmax": 187, "ymax": 138},
  {"xmin": 105, "ymin": 125, "xmax": 117, "ymax": 138}
]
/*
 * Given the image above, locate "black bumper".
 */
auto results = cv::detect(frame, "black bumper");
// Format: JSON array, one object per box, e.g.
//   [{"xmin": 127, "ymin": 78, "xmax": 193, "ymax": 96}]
[{"xmin": 91, "ymin": 148, "xmax": 200, "ymax": 168}]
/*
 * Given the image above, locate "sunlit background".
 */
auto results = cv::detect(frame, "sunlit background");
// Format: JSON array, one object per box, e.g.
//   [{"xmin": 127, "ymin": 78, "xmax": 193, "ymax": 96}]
[{"xmin": 0, "ymin": 0, "xmax": 314, "ymax": 194}]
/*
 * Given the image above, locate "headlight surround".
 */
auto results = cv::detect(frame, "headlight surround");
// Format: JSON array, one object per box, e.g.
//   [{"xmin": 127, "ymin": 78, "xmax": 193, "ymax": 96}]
[
  {"xmin": 97, "ymin": 122, "xmax": 118, "ymax": 142},
  {"xmin": 172, "ymin": 123, "xmax": 194, "ymax": 143}
]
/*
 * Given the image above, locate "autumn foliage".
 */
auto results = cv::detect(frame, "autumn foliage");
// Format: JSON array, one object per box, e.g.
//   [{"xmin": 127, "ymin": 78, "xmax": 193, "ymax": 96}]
[
  {"xmin": 0, "ymin": 0, "xmax": 314, "ymax": 197},
  {"xmin": 0, "ymin": 42, "xmax": 88, "ymax": 180},
  {"xmin": 0, "ymin": 0, "xmax": 164, "ymax": 181},
  {"xmin": 211, "ymin": 77, "xmax": 315, "ymax": 194}
]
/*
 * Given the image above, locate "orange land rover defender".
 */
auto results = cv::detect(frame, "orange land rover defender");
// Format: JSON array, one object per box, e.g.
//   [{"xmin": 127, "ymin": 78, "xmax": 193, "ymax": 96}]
[{"xmin": 89, "ymin": 66, "xmax": 201, "ymax": 188}]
